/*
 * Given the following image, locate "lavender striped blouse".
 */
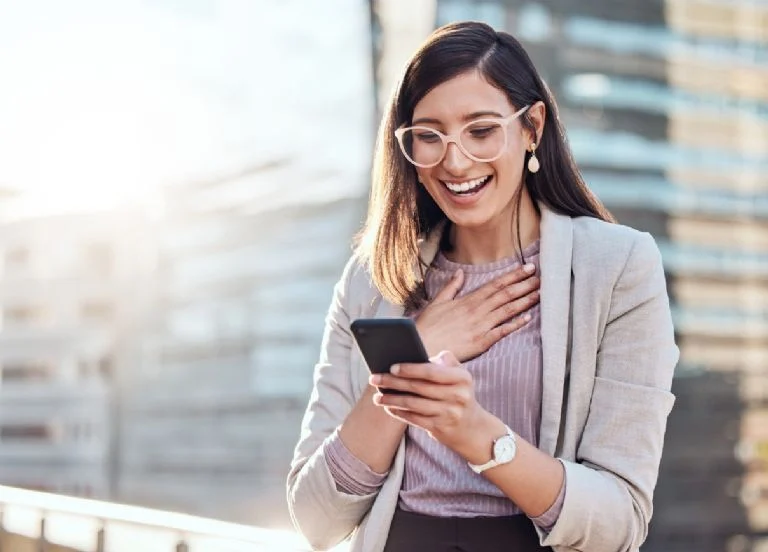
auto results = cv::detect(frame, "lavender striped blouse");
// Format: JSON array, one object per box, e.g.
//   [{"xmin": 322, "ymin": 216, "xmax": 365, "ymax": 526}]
[{"xmin": 324, "ymin": 240, "xmax": 565, "ymax": 529}]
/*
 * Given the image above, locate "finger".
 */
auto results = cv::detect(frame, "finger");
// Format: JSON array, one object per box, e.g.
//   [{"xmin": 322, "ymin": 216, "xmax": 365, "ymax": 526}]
[
  {"xmin": 431, "ymin": 268, "xmax": 464, "ymax": 303},
  {"xmin": 478, "ymin": 313, "xmax": 533, "ymax": 350},
  {"xmin": 374, "ymin": 390, "xmax": 442, "ymax": 416},
  {"xmin": 485, "ymin": 275, "xmax": 540, "ymax": 312},
  {"xmin": 473, "ymin": 262, "xmax": 537, "ymax": 301},
  {"xmin": 380, "ymin": 405, "xmax": 434, "ymax": 429},
  {"xmin": 392, "ymin": 362, "xmax": 469, "ymax": 385},
  {"xmin": 370, "ymin": 373, "xmax": 452, "ymax": 400},
  {"xmin": 385, "ymin": 408, "xmax": 435, "ymax": 431},
  {"xmin": 430, "ymin": 350, "xmax": 461, "ymax": 368},
  {"xmin": 487, "ymin": 289, "xmax": 539, "ymax": 328}
]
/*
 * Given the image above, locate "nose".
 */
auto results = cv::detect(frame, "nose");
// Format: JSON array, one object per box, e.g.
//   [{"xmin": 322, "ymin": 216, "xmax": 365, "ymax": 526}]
[{"xmin": 441, "ymin": 140, "xmax": 473, "ymax": 174}]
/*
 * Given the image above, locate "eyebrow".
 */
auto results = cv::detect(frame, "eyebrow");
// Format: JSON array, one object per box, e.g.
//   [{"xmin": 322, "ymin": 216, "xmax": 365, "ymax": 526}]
[{"xmin": 412, "ymin": 110, "xmax": 504, "ymax": 125}]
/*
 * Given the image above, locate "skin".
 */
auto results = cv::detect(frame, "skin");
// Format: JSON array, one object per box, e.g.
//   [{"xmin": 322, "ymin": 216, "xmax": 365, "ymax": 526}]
[{"xmin": 340, "ymin": 70, "xmax": 563, "ymax": 519}]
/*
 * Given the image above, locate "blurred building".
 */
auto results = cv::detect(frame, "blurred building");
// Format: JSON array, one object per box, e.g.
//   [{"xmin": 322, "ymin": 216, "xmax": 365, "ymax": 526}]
[
  {"xmin": 393, "ymin": 0, "xmax": 768, "ymax": 549},
  {"xmin": 0, "ymin": 209, "xmax": 156, "ymax": 500},
  {"xmin": 119, "ymin": 178, "xmax": 365, "ymax": 527},
  {"xmin": 118, "ymin": 0, "xmax": 374, "ymax": 529},
  {"xmin": 373, "ymin": 0, "xmax": 438, "ymax": 114}
]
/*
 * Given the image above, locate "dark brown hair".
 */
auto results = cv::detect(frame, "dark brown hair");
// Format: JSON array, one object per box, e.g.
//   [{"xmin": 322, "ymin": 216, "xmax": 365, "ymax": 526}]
[{"xmin": 356, "ymin": 21, "xmax": 614, "ymax": 308}]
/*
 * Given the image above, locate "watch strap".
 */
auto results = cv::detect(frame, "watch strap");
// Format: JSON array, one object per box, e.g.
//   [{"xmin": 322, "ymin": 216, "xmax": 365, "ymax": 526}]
[
  {"xmin": 467, "ymin": 425, "xmax": 516, "ymax": 474},
  {"xmin": 468, "ymin": 457, "xmax": 499, "ymax": 474}
]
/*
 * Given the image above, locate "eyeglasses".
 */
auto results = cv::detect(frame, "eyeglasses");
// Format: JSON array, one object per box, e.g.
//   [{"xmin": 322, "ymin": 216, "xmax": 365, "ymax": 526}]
[{"xmin": 394, "ymin": 105, "xmax": 530, "ymax": 168}]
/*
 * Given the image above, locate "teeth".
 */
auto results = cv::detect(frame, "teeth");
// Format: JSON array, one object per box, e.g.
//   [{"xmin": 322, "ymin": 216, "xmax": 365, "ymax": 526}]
[{"xmin": 444, "ymin": 176, "xmax": 489, "ymax": 193}]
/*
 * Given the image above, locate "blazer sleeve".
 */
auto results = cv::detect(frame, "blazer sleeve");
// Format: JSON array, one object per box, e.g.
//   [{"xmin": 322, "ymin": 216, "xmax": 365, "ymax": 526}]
[
  {"xmin": 286, "ymin": 256, "xmax": 378, "ymax": 550},
  {"xmin": 542, "ymin": 232, "xmax": 679, "ymax": 552}
]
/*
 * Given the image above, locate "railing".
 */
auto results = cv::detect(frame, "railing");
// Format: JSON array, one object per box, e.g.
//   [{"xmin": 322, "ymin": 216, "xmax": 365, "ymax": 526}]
[{"xmin": 0, "ymin": 485, "xmax": 337, "ymax": 552}]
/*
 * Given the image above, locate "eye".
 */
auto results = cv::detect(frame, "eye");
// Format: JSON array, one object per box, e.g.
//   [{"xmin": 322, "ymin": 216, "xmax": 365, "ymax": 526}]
[
  {"xmin": 468, "ymin": 126, "xmax": 497, "ymax": 138},
  {"xmin": 414, "ymin": 130, "xmax": 441, "ymax": 143}
]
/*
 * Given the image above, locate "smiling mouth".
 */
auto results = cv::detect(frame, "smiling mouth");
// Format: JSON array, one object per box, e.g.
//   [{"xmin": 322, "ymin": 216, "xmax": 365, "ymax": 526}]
[{"xmin": 440, "ymin": 175, "xmax": 492, "ymax": 196}]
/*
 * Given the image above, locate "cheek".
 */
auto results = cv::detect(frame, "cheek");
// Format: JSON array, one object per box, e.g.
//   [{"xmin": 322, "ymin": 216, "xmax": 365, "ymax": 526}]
[{"xmin": 495, "ymin": 150, "xmax": 524, "ymax": 176}]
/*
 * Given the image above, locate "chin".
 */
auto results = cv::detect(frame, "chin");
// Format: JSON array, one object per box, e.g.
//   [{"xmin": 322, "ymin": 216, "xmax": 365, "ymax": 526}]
[{"xmin": 444, "ymin": 210, "xmax": 494, "ymax": 229}]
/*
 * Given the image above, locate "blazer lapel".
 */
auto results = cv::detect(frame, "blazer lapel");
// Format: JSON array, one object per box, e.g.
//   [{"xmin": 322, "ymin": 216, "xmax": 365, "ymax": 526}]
[{"xmin": 537, "ymin": 205, "xmax": 573, "ymax": 455}]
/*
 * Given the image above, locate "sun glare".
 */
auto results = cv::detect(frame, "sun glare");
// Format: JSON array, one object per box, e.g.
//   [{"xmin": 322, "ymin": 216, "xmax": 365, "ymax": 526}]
[{"xmin": 0, "ymin": 4, "xmax": 242, "ymax": 218}]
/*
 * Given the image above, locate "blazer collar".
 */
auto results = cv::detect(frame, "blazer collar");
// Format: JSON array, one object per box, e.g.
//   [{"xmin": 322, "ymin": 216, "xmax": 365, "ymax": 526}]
[
  {"xmin": 537, "ymin": 204, "xmax": 572, "ymax": 455},
  {"xmin": 375, "ymin": 203, "xmax": 573, "ymax": 454}
]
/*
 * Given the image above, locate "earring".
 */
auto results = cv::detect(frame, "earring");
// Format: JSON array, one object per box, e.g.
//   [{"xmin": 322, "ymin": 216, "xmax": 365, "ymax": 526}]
[{"xmin": 527, "ymin": 143, "xmax": 540, "ymax": 174}]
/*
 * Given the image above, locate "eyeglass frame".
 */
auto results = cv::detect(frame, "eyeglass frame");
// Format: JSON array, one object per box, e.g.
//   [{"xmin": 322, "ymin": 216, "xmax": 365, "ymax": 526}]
[{"xmin": 394, "ymin": 104, "xmax": 531, "ymax": 168}]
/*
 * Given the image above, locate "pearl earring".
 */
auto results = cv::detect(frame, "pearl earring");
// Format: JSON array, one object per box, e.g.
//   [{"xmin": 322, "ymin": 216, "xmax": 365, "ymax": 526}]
[{"xmin": 527, "ymin": 143, "xmax": 540, "ymax": 174}]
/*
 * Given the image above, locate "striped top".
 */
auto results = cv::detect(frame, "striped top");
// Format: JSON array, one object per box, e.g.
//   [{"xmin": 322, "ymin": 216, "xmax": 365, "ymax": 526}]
[{"xmin": 324, "ymin": 239, "xmax": 565, "ymax": 528}]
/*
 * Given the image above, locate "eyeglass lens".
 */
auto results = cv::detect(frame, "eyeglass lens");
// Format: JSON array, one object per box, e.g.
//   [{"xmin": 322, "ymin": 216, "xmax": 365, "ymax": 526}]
[{"xmin": 400, "ymin": 120, "xmax": 506, "ymax": 167}]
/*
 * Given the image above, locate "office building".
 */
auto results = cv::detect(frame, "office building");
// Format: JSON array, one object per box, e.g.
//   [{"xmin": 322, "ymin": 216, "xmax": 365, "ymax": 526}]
[
  {"xmin": 118, "ymin": 0, "xmax": 375, "ymax": 529},
  {"xmin": 0, "ymin": 209, "xmax": 156, "ymax": 500}
]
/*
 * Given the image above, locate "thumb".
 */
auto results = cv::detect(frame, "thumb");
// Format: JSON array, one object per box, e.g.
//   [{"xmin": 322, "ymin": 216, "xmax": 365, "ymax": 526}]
[
  {"xmin": 429, "ymin": 350, "xmax": 461, "ymax": 368},
  {"xmin": 432, "ymin": 269, "xmax": 464, "ymax": 303}
]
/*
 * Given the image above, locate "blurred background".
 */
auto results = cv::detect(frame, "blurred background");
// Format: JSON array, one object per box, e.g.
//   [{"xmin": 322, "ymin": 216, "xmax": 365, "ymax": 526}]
[{"xmin": 0, "ymin": 0, "xmax": 766, "ymax": 551}]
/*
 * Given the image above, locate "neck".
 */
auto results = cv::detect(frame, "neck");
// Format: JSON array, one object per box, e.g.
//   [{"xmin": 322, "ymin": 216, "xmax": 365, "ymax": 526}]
[{"xmin": 446, "ymin": 191, "xmax": 541, "ymax": 265}]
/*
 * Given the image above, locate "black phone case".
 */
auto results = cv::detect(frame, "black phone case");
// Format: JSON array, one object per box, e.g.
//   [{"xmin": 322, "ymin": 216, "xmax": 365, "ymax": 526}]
[{"xmin": 350, "ymin": 318, "xmax": 429, "ymax": 394}]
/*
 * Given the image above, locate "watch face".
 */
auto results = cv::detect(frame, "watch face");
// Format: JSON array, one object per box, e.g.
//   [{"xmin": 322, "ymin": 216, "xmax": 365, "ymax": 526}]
[{"xmin": 493, "ymin": 435, "xmax": 516, "ymax": 463}]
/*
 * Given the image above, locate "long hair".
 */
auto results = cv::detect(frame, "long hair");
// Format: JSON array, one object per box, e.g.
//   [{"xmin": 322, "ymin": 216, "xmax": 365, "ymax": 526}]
[{"xmin": 356, "ymin": 21, "xmax": 614, "ymax": 308}]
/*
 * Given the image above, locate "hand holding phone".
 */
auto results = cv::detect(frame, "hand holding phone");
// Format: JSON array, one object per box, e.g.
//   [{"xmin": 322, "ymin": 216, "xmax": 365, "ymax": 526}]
[{"xmin": 350, "ymin": 317, "xmax": 429, "ymax": 394}]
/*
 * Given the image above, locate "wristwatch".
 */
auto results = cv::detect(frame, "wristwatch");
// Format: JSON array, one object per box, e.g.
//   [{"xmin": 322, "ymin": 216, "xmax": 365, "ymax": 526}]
[{"xmin": 467, "ymin": 425, "xmax": 517, "ymax": 474}]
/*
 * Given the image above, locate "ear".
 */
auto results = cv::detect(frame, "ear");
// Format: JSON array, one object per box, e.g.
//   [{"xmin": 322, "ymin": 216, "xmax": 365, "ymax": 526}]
[{"xmin": 524, "ymin": 101, "xmax": 546, "ymax": 148}]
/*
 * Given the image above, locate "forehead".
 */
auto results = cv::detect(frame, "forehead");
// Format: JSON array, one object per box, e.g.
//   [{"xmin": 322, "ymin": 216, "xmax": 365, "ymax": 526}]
[{"xmin": 412, "ymin": 70, "xmax": 511, "ymax": 121}]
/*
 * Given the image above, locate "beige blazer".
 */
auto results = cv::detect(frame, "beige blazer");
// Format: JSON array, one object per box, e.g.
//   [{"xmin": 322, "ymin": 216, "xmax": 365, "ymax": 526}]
[{"xmin": 287, "ymin": 203, "xmax": 678, "ymax": 552}]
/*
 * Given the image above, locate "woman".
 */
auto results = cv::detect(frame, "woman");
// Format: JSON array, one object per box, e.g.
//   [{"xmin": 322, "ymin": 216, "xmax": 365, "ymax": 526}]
[{"xmin": 287, "ymin": 21, "xmax": 677, "ymax": 552}]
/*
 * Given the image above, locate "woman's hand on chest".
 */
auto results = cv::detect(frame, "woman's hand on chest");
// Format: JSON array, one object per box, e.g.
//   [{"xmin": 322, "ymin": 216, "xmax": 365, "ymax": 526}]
[{"xmin": 415, "ymin": 263, "xmax": 539, "ymax": 362}]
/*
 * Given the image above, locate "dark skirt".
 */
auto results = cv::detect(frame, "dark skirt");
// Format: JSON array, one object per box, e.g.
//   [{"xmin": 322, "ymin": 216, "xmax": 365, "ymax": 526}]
[{"xmin": 383, "ymin": 507, "xmax": 553, "ymax": 552}]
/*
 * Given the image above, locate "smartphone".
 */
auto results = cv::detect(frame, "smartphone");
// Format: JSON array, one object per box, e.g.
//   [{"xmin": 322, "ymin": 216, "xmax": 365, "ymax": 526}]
[{"xmin": 350, "ymin": 317, "xmax": 430, "ymax": 394}]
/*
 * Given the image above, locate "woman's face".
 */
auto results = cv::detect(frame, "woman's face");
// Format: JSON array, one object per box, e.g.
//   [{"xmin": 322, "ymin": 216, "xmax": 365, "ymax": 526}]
[{"xmin": 410, "ymin": 71, "xmax": 534, "ymax": 230}]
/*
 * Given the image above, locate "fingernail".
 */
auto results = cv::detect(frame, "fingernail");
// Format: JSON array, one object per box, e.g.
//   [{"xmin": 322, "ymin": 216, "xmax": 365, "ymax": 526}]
[
  {"xmin": 370, "ymin": 374, "xmax": 381, "ymax": 385},
  {"xmin": 390, "ymin": 364, "xmax": 400, "ymax": 375},
  {"xmin": 454, "ymin": 268, "xmax": 463, "ymax": 279},
  {"xmin": 523, "ymin": 313, "xmax": 532, "ymax": 322},
  {"xmin": 523, "ymin": 263, "xmax": 536, "ymax": 273}
]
